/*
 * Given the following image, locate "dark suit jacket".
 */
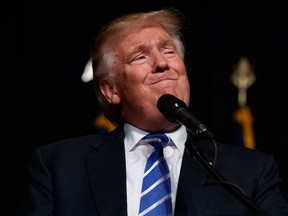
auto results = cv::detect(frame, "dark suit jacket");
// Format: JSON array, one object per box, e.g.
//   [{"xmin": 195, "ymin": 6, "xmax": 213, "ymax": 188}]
[{"xmin": 18, "ymin": 126, "xmax": 288, "ymax": 215}]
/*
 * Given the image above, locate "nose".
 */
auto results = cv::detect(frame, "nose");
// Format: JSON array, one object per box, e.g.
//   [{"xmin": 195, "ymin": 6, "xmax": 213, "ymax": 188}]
[{"xmin": 152, "ymin": 51, "xmax": 169, "ymax": 73}]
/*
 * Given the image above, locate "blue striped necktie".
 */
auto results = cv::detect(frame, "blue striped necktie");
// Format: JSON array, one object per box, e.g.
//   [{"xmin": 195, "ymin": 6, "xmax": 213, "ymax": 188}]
[{"xmin": 138, "ymin": 133, "xmax": 172, "ymax": 216}]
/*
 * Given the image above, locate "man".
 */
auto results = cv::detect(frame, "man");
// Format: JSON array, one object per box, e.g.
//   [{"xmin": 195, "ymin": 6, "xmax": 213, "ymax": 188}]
[{"xmin": 18, "ymin": 8, "xmax": 288, "ymax": 215}]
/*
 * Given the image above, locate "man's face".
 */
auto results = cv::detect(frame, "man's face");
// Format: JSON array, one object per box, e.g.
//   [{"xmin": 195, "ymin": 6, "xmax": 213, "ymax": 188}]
[{"xmin": 108, "ymin": 26, "xmax": 190, "ymax": 132}]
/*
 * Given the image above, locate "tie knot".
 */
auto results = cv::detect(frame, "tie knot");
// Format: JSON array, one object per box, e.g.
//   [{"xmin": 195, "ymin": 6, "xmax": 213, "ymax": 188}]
[{"xmin": 142, "ymin": 133, "xmax": 170, "ymax": 148}]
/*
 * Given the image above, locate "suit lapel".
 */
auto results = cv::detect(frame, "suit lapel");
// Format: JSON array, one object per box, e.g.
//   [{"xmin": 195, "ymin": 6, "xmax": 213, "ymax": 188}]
[
  {"xmin": 84, "ymin": 128, "xmax": 217, "ymax": 216},
  {"xmin": 85, "ymin": 129, "xmax": 127, "ymax": 216},
  {"xmin": 175, "ymin": 140, "xmax": 216, "ymax": 216}
]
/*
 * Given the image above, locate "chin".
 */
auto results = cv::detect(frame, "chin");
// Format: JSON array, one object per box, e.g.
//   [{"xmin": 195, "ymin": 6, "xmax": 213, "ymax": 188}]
[{"xmin": 152, "ymin": 117, "xmax": 179, "ymax": 132}]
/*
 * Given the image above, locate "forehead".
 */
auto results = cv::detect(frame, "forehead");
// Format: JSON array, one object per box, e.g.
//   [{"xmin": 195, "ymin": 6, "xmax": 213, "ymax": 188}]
[
  {"xmin": 117, "ymin": 26, "xmax": 172, "ymax": 51},
  {"xmin": 121, "ymin": 26, "xmax": 171, "ymax": 45}
]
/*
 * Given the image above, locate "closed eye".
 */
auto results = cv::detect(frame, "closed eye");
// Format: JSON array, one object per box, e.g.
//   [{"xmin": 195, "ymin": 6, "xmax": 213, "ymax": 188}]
[
  {"xmin": 162, "ymin": 48, "xmax": 176, "ymax": 57},
  {"xmin": 130, "ymin": 54, "xmax": 147, "ymax": 65}
]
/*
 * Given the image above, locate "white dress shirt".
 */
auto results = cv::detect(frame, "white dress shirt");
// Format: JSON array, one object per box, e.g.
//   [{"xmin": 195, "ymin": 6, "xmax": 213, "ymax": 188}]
[{"xmin": 124, "ymin": 122, "xmax": 187, "ymax": 216}]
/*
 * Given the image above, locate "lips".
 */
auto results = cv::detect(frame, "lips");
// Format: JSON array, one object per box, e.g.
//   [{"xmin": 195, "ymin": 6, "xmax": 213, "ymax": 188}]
[
  {"xmin": 150, "ymin": 74, "xmax": 178, "ymax": 84},
  {"xmin": 156, "ymin": 78, "xmax": 177, "ymax": 83}
]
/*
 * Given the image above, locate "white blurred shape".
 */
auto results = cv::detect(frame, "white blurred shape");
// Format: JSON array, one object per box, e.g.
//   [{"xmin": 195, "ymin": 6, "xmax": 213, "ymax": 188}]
[{"xmin": 81, "ymin": 58, "xmax": 93, "ymax": 82}]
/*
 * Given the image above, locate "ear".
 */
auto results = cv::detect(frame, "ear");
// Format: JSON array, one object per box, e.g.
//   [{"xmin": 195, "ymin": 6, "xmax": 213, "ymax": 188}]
[{"xmin": 99, "ymin": 79, "xmax": 121, "ymax": 105}]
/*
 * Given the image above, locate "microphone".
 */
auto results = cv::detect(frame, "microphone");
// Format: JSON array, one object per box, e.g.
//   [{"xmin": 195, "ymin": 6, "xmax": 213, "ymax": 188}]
[
  {"xmin": 157, "ymin": 94, "xmax": 214, "ymax": 139},
  {"xmin": 157, "ymin": 94, "xmax": 267, "ymax": 215}
]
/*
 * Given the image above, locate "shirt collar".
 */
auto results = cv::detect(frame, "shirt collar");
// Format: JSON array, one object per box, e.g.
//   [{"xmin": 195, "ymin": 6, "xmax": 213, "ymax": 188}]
[{"xmin": 124, "ymin": 122, "xmax": 187, "ymax": 155}]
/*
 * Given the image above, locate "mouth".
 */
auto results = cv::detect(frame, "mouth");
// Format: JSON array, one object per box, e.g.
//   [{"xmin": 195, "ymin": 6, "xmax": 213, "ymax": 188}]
[{"xmin": 151, "ymin": 76, "xmax": 178, "ymax": 85}]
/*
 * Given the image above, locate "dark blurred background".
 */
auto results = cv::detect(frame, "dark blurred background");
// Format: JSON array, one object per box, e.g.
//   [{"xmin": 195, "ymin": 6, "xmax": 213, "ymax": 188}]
[{"xmin": 3, "ymin": 1, "xmax": 287, "ymax": 213}]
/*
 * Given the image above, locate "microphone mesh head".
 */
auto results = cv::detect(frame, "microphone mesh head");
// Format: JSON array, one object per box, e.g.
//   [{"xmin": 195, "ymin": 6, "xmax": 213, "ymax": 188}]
[{"xmin": 157, "ymin": 94, "xmax": 187, "ymax": 122}]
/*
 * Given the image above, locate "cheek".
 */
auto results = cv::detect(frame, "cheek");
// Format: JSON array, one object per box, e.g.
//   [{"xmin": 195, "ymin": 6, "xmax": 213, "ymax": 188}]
[
  {"xmin": 179, "ymin": 77, "xmax": 190, "ymax": 105},
  {"xmin": 122, "ymin": 65, "xmax": 148, "ymax": 84},
  {"xmin": 175, "ymin": 59, "xmax": 187, "ymax": 74},
  {"xmin": 116, "ymin": 75, "xmax": 145, "ymax": 101}
]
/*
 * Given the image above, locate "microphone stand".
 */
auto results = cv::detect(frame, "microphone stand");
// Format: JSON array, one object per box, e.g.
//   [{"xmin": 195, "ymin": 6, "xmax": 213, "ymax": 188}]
[{"xmin": 186, "ymin": 134, "xmax": 267, "ymax": 215}]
